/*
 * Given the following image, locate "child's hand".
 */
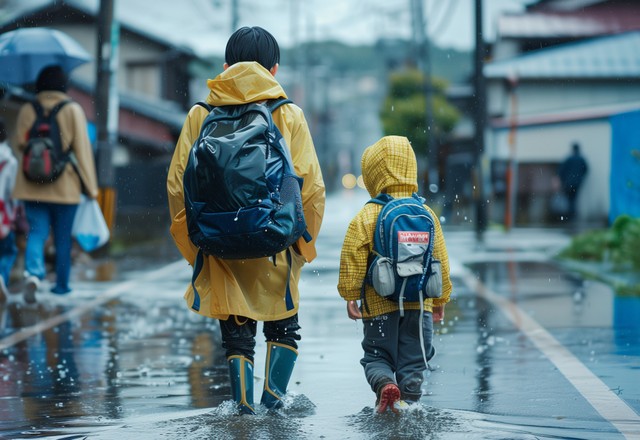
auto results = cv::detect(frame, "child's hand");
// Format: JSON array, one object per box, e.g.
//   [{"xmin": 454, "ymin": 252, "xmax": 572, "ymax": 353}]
[
  {"xmin": 432, "ymin": 305, "xmax": 445, "ymax": 322},
  {"xmin": 347, "ymin": 300, "xmax": 362, "ymax": 320}
]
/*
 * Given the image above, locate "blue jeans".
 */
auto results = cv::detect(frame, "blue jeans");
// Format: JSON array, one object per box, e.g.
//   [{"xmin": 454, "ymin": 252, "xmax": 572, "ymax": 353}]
[
  {"xmin": 24, "ymin": 201, "xmax": 78, "ymax": 293},
  {"xmin": 0, "ymin": 231, "xmax": 17, "ymax": 285}
]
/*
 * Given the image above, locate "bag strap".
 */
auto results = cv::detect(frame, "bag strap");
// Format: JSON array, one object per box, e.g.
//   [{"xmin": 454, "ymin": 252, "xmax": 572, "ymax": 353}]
[
  {"xmin": 267, "ymin": 97, "xmax": 293, "ymax": 113},
  {"xmin": 32, "ymin": 99, "xmax": 70, "ymax": 120},
  {"xmin": 367, "ymin": 193, "xmax": 393, "ymax": 206},
  {"xmin": 359, "ymin": 195, "xmax": 393, "ymax": 315},
  {"xmin": 31, "ymin": 100, "xmax": 45, "ymax": 119},
  {"xmin": 267, "ymin": 97, "xmax": 312, "ymax": 246},
  {"xmin": 195, "ymin": 101, "xmax": 212, "ymax": 112},
  {"xmin": 49, "ymin": 100, "xmax": 71, "ymax": 118}
]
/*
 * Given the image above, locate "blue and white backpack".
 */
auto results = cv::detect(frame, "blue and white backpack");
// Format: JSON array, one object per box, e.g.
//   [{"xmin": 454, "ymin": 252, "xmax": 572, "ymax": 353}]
[{"xmin": 363, "ymin": 193, "xmax": 442, "ymax": 315}]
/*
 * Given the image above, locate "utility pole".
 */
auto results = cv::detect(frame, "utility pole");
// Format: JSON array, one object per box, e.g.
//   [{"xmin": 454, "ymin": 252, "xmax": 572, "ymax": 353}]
[
  {"xmin": 473, "ymin": 0, "xmax": 487, "ymax": 242},
  {"xmin": 95, "ymin": 0, "xmax": 120, "ymax": 235},
  {"xmin": 411, "ymin": 0, "xmax": 437, "ymax": 194}
]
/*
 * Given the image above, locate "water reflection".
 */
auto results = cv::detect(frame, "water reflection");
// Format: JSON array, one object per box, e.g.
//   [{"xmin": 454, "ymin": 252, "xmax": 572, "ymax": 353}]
[
  {"xmin": 188, "ymin": 330, "xmax": 228, "ymax": 409},
  {"xmin": 2, "ymin": 304, "xmax": 84, "ymax": 427},
  {"xmin": 614, "ymin": 295, "xmax": 640, "ymax": 355}
]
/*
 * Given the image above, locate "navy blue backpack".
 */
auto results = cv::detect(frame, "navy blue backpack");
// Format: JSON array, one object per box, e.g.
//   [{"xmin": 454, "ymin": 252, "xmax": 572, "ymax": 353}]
[
  {"xmin": 184, "ymin": 98, "xmax": 311, "ymax": 260},
  {"xmin": 363, "ymin": 193, "xmax": 442, "ymax": 314},
  {"xmin": 183, "ymin": 98, "xmax": 311, "ymax": 312}
]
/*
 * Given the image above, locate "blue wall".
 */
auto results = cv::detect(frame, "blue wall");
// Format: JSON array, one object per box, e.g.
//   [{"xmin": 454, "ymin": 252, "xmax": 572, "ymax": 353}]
[{"xmin": 609, "ymin": 111, "xmax": 640, "ymax": 223}]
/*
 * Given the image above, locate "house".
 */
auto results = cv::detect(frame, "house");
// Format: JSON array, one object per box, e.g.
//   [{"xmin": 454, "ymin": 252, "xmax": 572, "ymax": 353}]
[
  {"xmin": 484, "ymin": 0, "xmax": 640, "ymax": 226},
  {"xmin": 493, "ymin": 0, "xmax": 640, "ymax": 60},
  {"xmin": 0, "ymin": 0, "xmax": 215, "ymax": 240}
]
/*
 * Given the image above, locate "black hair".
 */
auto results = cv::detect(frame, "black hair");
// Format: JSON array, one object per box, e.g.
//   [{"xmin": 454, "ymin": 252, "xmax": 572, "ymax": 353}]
[
  {"xmin": 572, "ymin": 142, "xmax": 581, "ymax": 154},
  {"xmin": 224, "ymin": 26, "xmax": 280, "ymax": 70},
  {"xmin": 35, "ymin": 65, "xmax": 68, "ymax": 93},
  {"xmin": 0, "ymin": 118, "xmax": 6, "ymax": 143}
]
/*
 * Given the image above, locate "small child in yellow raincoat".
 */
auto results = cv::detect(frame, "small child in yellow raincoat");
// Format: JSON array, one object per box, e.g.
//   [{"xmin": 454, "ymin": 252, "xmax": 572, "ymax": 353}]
[{"xmin": 337, "ymin": 135, "xmax": 452, "ymax": 413}]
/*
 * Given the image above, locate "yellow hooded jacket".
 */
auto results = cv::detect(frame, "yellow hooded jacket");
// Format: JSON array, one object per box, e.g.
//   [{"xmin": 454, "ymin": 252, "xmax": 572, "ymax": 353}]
[
  {"xmin": 167, "ymin": 62, "xmax": 325, "ymax": 321},
  {"xmin": 337, "ymin": 136, "xmax": 452, "ymax": 318}
]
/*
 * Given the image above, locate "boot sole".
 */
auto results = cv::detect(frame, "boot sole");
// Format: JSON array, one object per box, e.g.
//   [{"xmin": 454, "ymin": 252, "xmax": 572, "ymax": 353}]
[{"xmin": 376, "ymin": 384, "xmax": 401, "ymax": 414}]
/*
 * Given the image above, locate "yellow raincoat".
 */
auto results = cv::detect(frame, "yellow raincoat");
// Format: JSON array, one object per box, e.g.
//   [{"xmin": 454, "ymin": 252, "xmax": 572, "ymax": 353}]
[
  {"xmin": 337, "ymin": 136, "xmax": 452, "ymax": 318},
  {"xmin": 167, "ymin": 62, "xmax": 325, "ymax": 321}
]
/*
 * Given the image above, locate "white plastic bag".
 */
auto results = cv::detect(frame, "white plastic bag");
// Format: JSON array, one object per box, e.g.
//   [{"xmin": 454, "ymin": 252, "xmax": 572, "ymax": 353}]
[{"xmin": 72, "ymin": 196, "xmax": 110, "ymax": 252}]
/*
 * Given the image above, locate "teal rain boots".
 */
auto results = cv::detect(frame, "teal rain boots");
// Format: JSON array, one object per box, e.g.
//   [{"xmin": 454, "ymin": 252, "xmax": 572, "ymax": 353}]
[
  {"xmin": 260, "ymin": 342, "xmax": 298, "ymax": 409},
  {"xmin": 228, "ymin": 355, "xmax": 255, "ymax": 415}
]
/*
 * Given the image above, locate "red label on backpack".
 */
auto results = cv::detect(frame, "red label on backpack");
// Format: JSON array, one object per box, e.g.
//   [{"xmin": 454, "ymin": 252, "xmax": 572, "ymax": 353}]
[{"xmin": 398, "ymin": 231, "xmax": 430, "ymax": 244}]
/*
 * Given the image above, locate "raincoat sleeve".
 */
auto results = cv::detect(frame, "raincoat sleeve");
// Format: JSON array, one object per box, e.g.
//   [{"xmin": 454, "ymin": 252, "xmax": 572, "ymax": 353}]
[
  {"xmin": 427, "ymin": 206, "xmax": 452, "ymax": 306},
  {"xmin": 280, "ymin": 106, "xmax": 325, "ymax": 263},
  {"xmin": 337, "ymin": 207, "xmax": 374, "ymax": 301},
  {"xmin": 68, "ymin": 103, "xmax": 99, "ymax": 199},
  {"xmin": 167, "ymin": 105, "xmax": 207, "ymax": 265}
]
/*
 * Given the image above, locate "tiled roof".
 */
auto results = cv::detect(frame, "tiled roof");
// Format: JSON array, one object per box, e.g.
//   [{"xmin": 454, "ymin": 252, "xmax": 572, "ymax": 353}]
[
  {"xmin": 498, "ymin": 4, "xmax": 640, "ymax": 39},
  {"xmin": 485, "ymin": 31, "xmax": 640, "ymax": 79},
  {"xmin": 0, "ymin": 0, "xmax": 197, "ymax": 56}
]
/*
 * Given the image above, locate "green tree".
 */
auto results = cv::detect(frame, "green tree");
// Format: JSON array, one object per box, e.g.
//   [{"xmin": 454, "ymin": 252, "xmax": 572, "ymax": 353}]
[{"xmin": 380, "ymin": 68, "xmax": 460, "ymax": 158}]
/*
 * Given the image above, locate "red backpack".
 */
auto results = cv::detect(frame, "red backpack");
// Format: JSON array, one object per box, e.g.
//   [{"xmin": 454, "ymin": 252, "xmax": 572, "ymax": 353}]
[{"xmin": 22, "ymin": 100, "xmax": 71, "ymax": 184}]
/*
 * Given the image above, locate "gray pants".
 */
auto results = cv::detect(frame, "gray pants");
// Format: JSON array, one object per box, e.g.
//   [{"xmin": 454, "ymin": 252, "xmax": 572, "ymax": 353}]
[{"xmin": 360, "ymin": 310, "xmax": 435, "ymax": 401}]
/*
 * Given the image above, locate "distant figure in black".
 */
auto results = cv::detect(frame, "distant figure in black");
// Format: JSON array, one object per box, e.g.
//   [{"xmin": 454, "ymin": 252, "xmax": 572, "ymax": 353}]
[{"xmin": 558, "ymin": 142, "xmax": 588, "ymax": 221}]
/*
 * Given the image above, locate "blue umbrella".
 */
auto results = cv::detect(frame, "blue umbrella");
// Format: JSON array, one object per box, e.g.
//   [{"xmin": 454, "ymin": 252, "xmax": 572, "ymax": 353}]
[{"xmin": 0, "ymin": 27, "xmax": 92, "ymax": 86}]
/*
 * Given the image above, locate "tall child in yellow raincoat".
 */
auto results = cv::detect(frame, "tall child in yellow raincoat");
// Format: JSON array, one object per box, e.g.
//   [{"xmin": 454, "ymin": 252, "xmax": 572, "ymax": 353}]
[
  {"xmin": 167, "ymin": 27, "xmax": 325, "ymax": 414},
  {"xmin": 338, "ymin": 136, "xmax": 452, "ymax": 413}
]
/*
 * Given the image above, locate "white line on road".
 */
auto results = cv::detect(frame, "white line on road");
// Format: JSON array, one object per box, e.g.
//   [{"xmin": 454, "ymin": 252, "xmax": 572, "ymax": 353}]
[
  {"xmin": 460, "ymin": 268, "xmax": 640, "ymax": 440},
  {"xmin": 0, "ymin": 260, "xmax": 188, "ymax": 352}
]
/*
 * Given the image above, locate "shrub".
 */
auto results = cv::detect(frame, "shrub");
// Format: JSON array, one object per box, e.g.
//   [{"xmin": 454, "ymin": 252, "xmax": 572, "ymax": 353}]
[{"xmin": 559, "ymin": 215, "xmax": 640, "ymax": 270}]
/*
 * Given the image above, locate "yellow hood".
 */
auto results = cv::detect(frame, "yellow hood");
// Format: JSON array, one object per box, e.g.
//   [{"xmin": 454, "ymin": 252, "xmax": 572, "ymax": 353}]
[
  {"xmin": 361, "ymin": 135, "xmax": 419, "ymax": 198},
  {"xmin": 206, "ymin": 61, "xmax": 286, "ymax": 106},
  {"xmin": 167, "ymin": 61, "xmax": 326, "ymax": 321}
]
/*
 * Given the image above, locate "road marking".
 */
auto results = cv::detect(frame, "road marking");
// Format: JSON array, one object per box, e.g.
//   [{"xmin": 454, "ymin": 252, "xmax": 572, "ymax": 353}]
[
  {"xmin": 0, "ymin": 260, "xmax": 188, "ymax": 352},
  {"xmin": 460, "ymin": 268, "xmax": 640, "ymax": 440}
]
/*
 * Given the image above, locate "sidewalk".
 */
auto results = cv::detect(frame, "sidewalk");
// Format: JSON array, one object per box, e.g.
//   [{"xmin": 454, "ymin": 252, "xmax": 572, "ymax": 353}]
[
  {"xmin": 445, "ymin": 225, "xmax": 639, "ymax": 295},
  {"xmin": 444, "ymin": 226, "xmax": 572, "ymax": 276}
]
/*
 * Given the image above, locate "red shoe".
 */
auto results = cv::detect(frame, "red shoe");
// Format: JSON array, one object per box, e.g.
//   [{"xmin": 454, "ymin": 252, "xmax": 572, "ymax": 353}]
[{"xmin": 375, "ymin": 383, "xmax": 401, "ymax": 414}]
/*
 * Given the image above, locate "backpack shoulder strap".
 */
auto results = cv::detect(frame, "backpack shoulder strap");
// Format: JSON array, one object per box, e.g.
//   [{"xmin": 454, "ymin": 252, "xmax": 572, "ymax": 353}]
[
  {"xmin": 31, "ymin": 100, "xmax": 45, "ymax": 118},
  {"xmin": 267, "ymin": 98, "xmax": 293, "ymax": 113},
  {"xmin": 195, "ymin": 101, "xmax": 212, "ymax": 112},
  {"xmin": 50, "ymin": 100, "xmax": 71, "ymax": 115},
  {"xmin": 31, "ymin": 100, "xmax": 70, "ymax": 121},
  {"xmin": 367, "ymin": 193, "xmax": 393, "ymax": 206}
]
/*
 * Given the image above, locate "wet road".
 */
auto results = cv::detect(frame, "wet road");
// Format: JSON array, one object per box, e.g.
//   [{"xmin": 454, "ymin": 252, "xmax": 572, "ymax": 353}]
[{"xmin": 0, "ymin": 191, "xmax": 639, "ymax": 439}]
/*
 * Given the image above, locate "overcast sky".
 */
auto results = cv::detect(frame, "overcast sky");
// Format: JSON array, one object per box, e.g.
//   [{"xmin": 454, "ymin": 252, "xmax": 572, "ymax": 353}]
[{"xmin": 121, "ymin": 0, "xmax": 533, "ymax": 56}]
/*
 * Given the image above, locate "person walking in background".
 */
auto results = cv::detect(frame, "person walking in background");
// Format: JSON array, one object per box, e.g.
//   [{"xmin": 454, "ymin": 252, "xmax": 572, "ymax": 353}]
[
  {"xmin": 167, "ymin": 27, "xmax": 325, "ymax": 414},
  {"xmin": 0, "ymin": 118, "xmax": 18, "ymax": 303},
  {"xmin": 13, "ymin": 65, "xmax": 99, "ymax": 303},
  {"xmin": 337, "ymin": 136, "xmax": 452, "ymax": 413},
  {"xmin": 558, "ymin": 142, "xmax": 589, "ymax": 222}
]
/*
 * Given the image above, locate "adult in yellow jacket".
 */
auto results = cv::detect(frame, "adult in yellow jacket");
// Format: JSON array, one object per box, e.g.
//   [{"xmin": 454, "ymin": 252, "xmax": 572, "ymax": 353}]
[
  {"xmin": 167, "ymin": 27, "xmax": 325, "ymax": 414},
  {"xmin": 337, "ymin": 135, "xmax": 452, "ymax": 413},
  {"xmin": 13, "ymin": 65, "xmax": 99, "ymax": 302}
]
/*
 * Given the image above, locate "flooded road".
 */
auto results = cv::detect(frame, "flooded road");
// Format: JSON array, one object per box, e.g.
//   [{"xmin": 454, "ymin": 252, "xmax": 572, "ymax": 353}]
[{"xmin": 0, "ymin": 191, "xmax": 639, "ymax": 439}]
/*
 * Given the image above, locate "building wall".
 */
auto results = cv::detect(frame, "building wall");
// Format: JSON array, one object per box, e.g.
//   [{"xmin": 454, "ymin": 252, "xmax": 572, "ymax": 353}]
[
  {"xmin": 488, "ymin": 119, "xmax": 611, "ymax": 223},
  {"xmin": 53, "ymin": 24, "xmax": 173, "ymax": 103},
  {"xmin": 511, "ymin": 81, "xmax": 640, "ymax": 116},
  {"xmin": 487, "ymin": 79, "xmax": 640, "ymax": 118},
  {"xmin": 53, "ymin": 24, "xmax": 96, "ymax": 86}
]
